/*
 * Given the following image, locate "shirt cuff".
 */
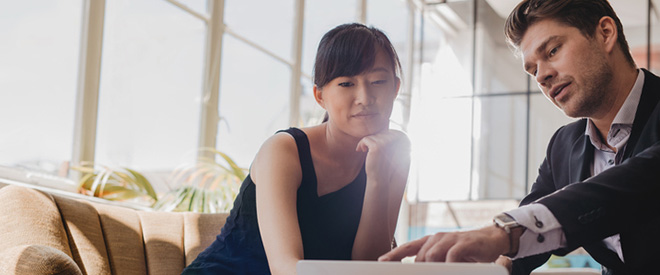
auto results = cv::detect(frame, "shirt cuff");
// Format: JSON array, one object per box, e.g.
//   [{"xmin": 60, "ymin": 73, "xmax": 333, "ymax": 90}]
[{"xmin": 504, "ymin": 203, "xmax": 567, "ymax": 259}]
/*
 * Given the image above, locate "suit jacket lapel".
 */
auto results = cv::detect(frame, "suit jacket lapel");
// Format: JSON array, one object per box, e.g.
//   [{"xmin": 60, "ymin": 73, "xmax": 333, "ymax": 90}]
[
  {"xmin": 569, "ymin": 123, "xmax": 593, "ymax": 183},
  {"xmin": 623, "ymin": 69, "xmax": 660, "ymax": 159}
]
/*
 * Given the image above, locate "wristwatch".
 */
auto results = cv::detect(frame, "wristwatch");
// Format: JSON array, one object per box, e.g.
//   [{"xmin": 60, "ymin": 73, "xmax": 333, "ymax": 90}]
[{"xmin": 493, "ymin": 213, "xmax": 522, "ymax": 257}]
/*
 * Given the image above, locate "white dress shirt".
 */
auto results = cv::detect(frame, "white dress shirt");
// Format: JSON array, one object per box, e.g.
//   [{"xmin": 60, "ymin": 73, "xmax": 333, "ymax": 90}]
[{"xmin": 505, "ymin": 70, "xmax": 644, "ymax": 261}]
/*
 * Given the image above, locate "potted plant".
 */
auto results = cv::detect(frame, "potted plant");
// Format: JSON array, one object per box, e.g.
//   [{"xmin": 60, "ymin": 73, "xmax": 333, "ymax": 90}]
[
  {"xmin": 153, "ymin": 148, "xmax": 246, "ymax": 213},
  {"xmin": 71, "ymin": 162, "xmax": 158, "ymax": 206}
]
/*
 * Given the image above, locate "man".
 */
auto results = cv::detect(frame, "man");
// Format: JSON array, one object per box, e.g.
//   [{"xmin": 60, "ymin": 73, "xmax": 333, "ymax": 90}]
[{"xmin": 379, "ymin": 0, "xmax": 660, "ymax": 274}]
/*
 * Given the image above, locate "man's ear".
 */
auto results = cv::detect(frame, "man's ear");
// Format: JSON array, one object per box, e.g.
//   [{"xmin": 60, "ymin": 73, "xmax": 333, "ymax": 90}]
[
  {"xmin": 597, "ymin": 16, "xmax": 618, "ymax": 54},
  {"xmin": 313, "ymin": 85, "xmax": 325, "ymax": 107}
]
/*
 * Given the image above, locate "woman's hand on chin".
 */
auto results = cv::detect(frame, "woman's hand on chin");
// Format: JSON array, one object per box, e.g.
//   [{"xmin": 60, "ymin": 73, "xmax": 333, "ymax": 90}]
[{"xmin": 356, "ymin": 129, "xmax": 411, "ymax": 184}]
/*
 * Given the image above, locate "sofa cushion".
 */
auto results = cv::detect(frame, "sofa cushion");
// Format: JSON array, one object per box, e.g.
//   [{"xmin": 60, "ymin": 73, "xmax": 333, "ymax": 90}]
[
  {"xmin": 183, "ymin": 212, "xmax": 227, "ymax": 266},
  {"xmin": 55, "ymin": 195, "xmax": 112, "ymax": 275},
  {"xmin": 139, "ymin": 211, "xmax": 185, "ymax": 275},
  {"xmin": 96, "ymin": 203, "xmax": 147, "ymax": 275}
]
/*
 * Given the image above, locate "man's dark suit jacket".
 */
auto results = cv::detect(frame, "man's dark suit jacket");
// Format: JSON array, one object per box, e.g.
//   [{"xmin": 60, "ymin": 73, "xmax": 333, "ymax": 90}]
[{"xmin": 512, "ymin": 69, "xmax": 660, "ymax": 275}]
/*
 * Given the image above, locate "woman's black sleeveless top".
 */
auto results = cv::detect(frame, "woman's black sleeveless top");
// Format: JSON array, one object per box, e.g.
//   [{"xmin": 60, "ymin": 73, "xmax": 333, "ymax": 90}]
[{"xmin": 182, "ymin": 127, "xmax": 367, "ymax": 274}]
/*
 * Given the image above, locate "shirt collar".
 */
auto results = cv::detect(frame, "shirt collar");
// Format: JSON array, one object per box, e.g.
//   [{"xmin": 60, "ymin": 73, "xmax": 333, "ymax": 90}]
[
  {"xmin": 611, "ymin": 69, "xmax": 644, "ymax": 126},
  {"xmin": 585, "ymin": 69, "xmax": 644, "ymax": 149}
]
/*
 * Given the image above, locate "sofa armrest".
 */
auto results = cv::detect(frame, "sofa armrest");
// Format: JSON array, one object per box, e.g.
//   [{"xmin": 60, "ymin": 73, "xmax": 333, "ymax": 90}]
[
  {"xmin": 0, "ymin": 186, "xmax": 73, "ymax": 256},
  {"xmin": 0, "ymin": 245, "xmax": 82, "ymax": 275}
]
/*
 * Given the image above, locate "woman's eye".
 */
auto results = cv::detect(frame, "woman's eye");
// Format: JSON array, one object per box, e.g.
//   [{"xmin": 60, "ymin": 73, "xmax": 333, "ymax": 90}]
[{"xmin": 338, "ymin": 82, "xmax": 354, "ymax": 87}]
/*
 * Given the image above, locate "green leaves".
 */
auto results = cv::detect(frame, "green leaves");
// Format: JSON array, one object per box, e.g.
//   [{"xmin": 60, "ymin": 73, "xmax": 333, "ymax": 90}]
[
  {"xmin": 71, "ymin": 150, "xmax": 246, "ymax": 213},
  {"xmin": 71, "ymin": 162, "xmax": 157, "ymax": 205},
  {"xmin": 153, "ymin": 149, "xmax": 246, "ymax": 213},
  {"xmin": 125, "ymin": 168, "xmax": 157, "ymax": 200}
]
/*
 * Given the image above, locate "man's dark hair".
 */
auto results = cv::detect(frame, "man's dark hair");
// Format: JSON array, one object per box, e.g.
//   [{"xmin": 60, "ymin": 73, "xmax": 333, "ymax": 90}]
[{"xmin": 505, "ymin": 0, "xmax": 635, "ymax": 67}]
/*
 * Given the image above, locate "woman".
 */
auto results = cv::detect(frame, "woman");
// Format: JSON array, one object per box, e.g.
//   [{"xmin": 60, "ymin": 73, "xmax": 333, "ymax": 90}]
[{"xmin": 182, "ymin": 23, "xmax": 410, "ymax": 275}]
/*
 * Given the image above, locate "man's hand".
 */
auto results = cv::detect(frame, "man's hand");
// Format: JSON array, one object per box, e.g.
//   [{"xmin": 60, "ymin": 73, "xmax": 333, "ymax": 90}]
[
  {"xmin": 378, "ymin": 225, "xmax": 510, "ymax": 263},
  {"xmin": 495, "ymin": 255, "xmax": 513, "ymax": 274}
]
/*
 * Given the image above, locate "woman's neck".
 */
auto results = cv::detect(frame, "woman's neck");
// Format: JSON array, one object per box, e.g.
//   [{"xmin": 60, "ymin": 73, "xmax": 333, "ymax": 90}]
[{"xmin": 317, "ymin": 123, "xmax": 367, "ymax": 167}]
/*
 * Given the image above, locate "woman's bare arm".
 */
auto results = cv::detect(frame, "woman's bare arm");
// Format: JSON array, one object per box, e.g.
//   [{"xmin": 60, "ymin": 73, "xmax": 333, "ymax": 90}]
[
  {"xmin": 352, "ymin": 130, "xmax": 411, "ymax": 260},
  {"xmin": 252, "ymin": 133, "xmax": 305, "ymax": 275}
]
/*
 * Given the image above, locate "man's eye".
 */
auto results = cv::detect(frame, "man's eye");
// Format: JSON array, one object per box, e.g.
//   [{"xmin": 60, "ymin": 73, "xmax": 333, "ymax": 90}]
[
  {"xmin": 549, "ymin": 47, "xmax": 558, "ymax": 57},
  {"xmin": 372, "ymin": 80, "xmax": 387, "ymax": 85},
  {"xmin": 338, "ymin": 82, "xmax": 354, "ymax": 87}
]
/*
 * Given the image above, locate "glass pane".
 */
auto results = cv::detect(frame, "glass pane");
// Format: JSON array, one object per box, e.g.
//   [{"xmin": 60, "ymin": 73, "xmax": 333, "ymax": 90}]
[
  {"xmin": 475, "ymin": 0, "xmax": 527, "ymax": 94},
  {"xmin": 96, "ymin": 0, "xmax": 205, "ymax": 173},
  {"xmin": 0, "ymin": 1, "xmax": 82, "ymax": 174},
  {"xmin": 302, "ymin": 0, "xmax": 357, "ymax": 78},
  {"xmin": 216, "ymin": 35, "xmax": 291, "ymax": 168},
  {"xmin": 611, "ymin": 0, "xmax": 650, "ymax": 69},
  {"xmin": 176, "ymin": 0, "xmax": 207, "ymax": 17},
  {"xmin": 224, "ymin": 0, "xmax": 294, "ymax": 60},
  {"xmin": 407, "ymin": 4, "xmax": 475, "ymax": 202},
  {"xmin": 472, "ymin": 95, "xmax": 527, "ymax": 199},
  {"xmin": 651, "ymin": 0, "xmax": 660, "ymax": 74},
  {"xmin": 527, "ymin": 94, "xmax": 577, "ymax": 191},
  {"xmin": 408, "ymin": 97, "xmax": 473, "ymax": 202},
  {"xmin": 424, "ymin": 1, "xmax": 475, "ymax": 97},
  {"xmin": 530, "ymin": 76, "xmax": 542, "ymax": 93}
]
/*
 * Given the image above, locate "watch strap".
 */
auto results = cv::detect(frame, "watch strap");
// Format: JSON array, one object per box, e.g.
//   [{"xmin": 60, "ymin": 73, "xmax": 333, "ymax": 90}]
[{"xmin": 493, "ymin": 213, "xmax": 522, "ymax": 257}]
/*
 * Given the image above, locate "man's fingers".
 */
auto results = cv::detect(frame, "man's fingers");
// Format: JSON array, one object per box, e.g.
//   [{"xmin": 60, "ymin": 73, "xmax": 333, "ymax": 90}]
[
  {"xmin": 415, "ymin": 232, "xmax": 445, "ymax": 262},
  {"xmin": 421, "ymin": 233, "xmax": 458, "ymax": 262},
  {"xmin": 378, "ymin": 236, "xmax": 429, "ymax": 261},
  {"xmin": 445, "ymin": 243, "xmax": 469, "ymax": 262},
  {"xmin": 389, "ymin": 227, "xmax": 509, "ymax": 264}
]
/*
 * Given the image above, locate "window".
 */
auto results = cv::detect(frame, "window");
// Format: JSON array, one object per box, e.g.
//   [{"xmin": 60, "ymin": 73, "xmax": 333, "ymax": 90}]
[
  {"xmin": 2, "ymin": 0, "xmax": 657, "ymax": 222},
  {"xmin": 216, "ymin": 35, "xmax": 292, "ymax": 167},
  {"xmin": 0, "ymin": 1, "xmax": 82, "ymax": 174},
  {"xmin": 96, "ymin": 0, "xmax": 206, "ymax": 174}
]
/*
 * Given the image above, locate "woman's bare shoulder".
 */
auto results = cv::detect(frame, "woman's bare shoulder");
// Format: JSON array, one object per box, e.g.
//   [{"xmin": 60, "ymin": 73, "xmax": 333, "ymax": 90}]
[{"xmin": 251, "ymin": 131, "xmax": 302, "ymax": 186}]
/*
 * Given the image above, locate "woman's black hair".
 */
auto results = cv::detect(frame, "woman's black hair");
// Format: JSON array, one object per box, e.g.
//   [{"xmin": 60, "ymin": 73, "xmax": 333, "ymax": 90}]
[{"xmin": 313, "ymin": 23, "xmax": 402, "ymax": 89}]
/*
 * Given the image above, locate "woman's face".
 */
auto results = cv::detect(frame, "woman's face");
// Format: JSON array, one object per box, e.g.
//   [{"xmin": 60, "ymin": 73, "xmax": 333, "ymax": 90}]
[{"xmin": 314, "ymin": 49, "xmax": 400, "ymax": 138}]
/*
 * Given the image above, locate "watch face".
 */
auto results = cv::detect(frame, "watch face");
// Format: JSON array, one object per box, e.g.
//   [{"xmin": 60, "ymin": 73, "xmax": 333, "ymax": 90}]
[{"xmin": 494, "ymin": 214, "xmax": 518, "ymax": 227}]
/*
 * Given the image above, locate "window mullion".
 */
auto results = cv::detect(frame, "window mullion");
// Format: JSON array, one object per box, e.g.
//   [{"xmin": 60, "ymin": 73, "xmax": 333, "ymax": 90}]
[
  {"xmin": 289, "ymin": 0, "xmax": 305, "ymax": 127},
  {"xmin": 72, "ymin": 0, "xmax": 106, "ymax": 169},
  {"xmin": 198, "ymin": 0, "xmax": 226, "ymax": 158}
]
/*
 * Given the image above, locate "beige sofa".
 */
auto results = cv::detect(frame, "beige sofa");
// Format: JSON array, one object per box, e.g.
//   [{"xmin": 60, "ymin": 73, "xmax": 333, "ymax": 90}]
[{"xmin": 0, "ymin": 185, "xmax": 229, "ymax": 275}]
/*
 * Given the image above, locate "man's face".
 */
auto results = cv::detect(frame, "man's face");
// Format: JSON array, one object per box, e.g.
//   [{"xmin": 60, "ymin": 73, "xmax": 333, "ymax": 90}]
[{"xmin": 520, "ymin": 19, "xmax": 614, "ymax": 118}]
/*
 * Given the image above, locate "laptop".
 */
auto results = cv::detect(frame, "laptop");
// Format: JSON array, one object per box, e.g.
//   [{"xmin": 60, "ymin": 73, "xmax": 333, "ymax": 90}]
[{"xmin": 297, "ymin": 260, "xmax": 508, "ymax": 275}]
